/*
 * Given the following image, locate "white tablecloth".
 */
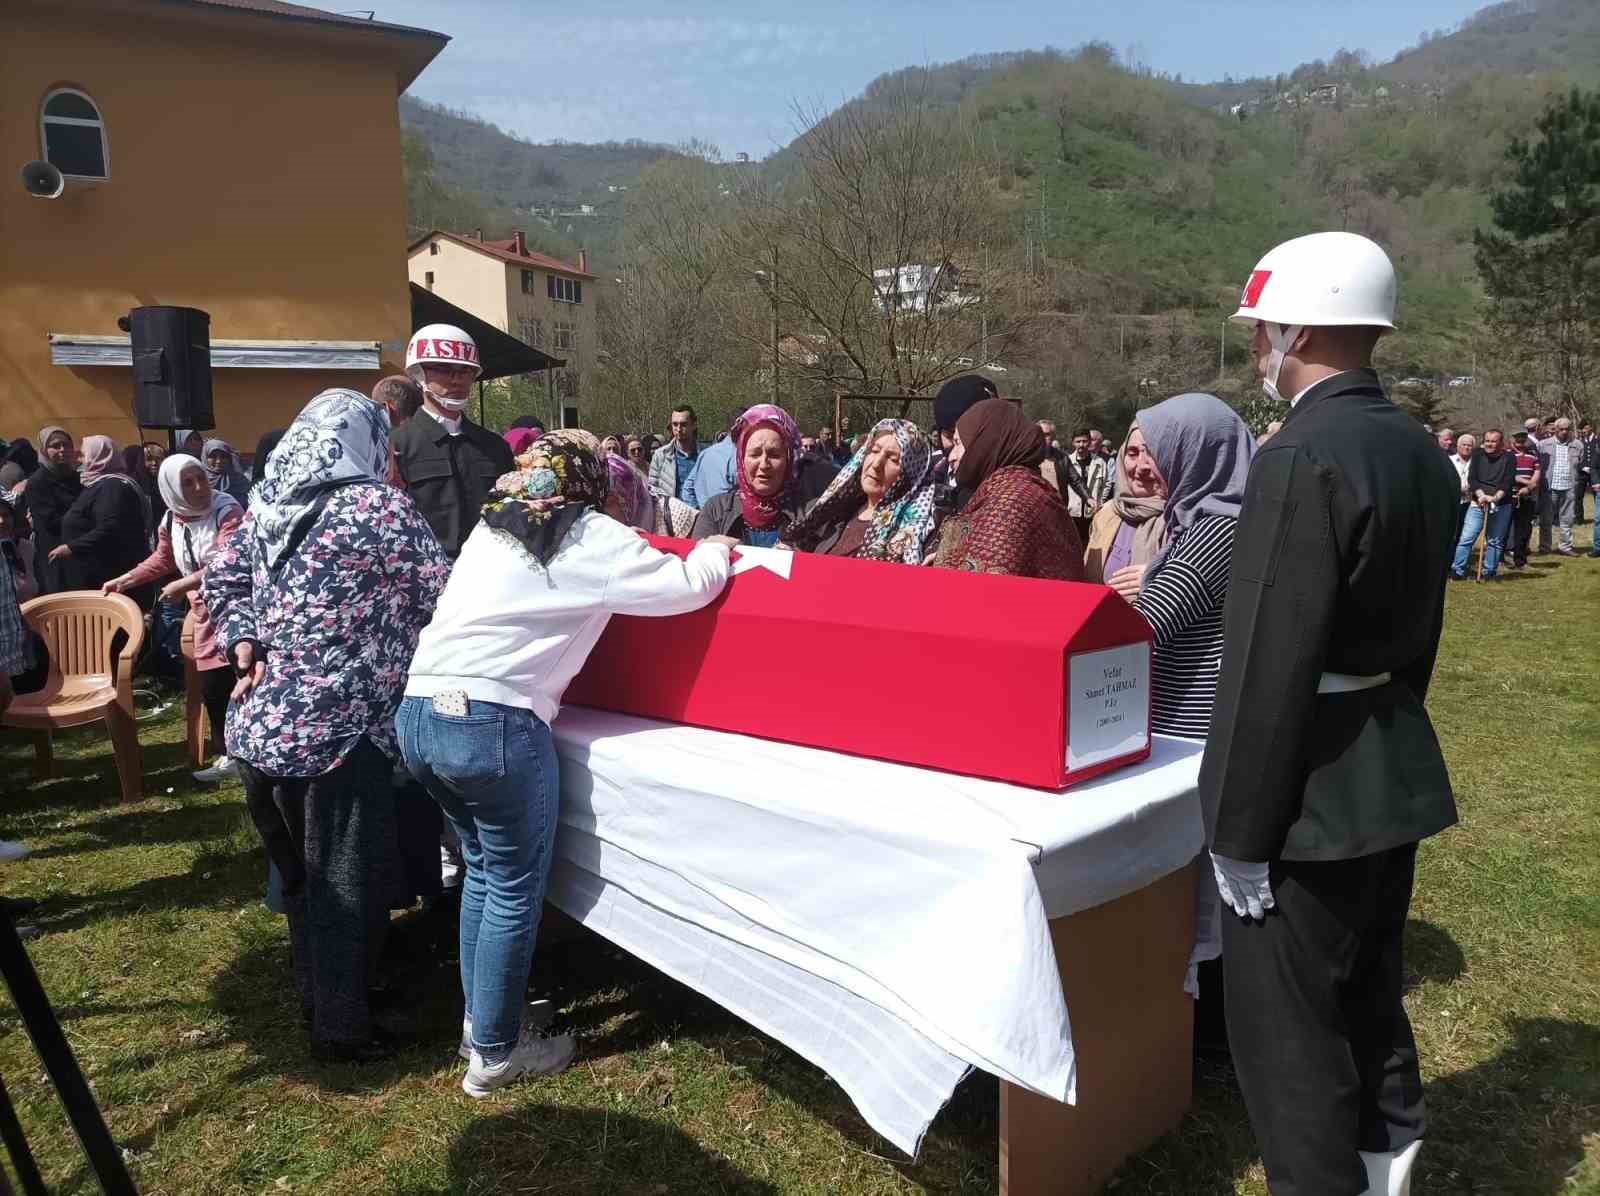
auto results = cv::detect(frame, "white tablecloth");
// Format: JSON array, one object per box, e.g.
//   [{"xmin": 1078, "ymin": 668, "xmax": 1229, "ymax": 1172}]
[{"xmin": 546, "ymin": 709, "xmax": 1204, "ymax": 1156}]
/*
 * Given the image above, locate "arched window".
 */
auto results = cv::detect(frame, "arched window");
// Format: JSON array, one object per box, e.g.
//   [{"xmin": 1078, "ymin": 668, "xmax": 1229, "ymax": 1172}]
[{"xmin": 40, "ymin": 88, "xmax": 109, "ymax": 180}]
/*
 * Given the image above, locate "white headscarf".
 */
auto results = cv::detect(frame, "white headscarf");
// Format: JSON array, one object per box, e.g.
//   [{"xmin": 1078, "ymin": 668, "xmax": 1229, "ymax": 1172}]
[
  {"xmin": 249, "ymin": 389, "xmax": 390, "ymax": 573},
  {"xmin": 157, "ymin": 454, "xmax": 241, "ymax": 574}
]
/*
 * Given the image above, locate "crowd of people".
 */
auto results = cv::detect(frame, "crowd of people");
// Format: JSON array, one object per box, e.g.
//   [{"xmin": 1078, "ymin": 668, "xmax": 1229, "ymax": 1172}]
[
  {"xmin": 1435, "ymin": 417, "xmax": 1599, "ymax": 578},
  {"xmin": 0, "ymin": 230, "xmax": 1591, "ymax": 1195}
]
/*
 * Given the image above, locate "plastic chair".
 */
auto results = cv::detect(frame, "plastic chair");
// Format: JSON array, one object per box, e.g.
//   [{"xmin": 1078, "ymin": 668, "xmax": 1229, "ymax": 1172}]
[
  {"xmin": 179, "ymin": 608, "xmax": 215, "ymax": 768},
  {"xmin": 1, "ymin": 592, "xmax": 145, "ymax": 802}
]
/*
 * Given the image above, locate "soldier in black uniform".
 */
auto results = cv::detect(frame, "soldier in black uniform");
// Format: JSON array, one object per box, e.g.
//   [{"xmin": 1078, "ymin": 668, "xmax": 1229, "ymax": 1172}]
[
  {"xmin": 392, "ymin": 323, "xmax": 514, "ymax": 560},
  {"xmin": 1200, "ymin": 233, "xmax": 1460, "ymax": 1196}
]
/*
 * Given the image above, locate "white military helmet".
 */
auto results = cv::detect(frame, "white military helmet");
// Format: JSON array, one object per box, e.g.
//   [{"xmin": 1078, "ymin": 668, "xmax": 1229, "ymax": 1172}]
[
  {"xmin": 405, "ymin": 324, "xmax": 482, "ymax": 375},
  {"xmin": 1230, "ymin": 232, "xmax": 1396, "ymax": 330}
]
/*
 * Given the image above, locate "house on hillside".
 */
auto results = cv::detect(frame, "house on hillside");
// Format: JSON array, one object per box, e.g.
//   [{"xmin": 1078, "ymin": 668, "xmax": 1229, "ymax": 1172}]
[
  {"xmin": 2, "ymin": 0, "xmax": 446, "ymax": 447},
  {"xmin": 872, "ymin": 262, "xmax": 974, "ymax": 314},
  {"xmin": 408, "ymin": 229, "xmax": 597, "ymax": 406}
]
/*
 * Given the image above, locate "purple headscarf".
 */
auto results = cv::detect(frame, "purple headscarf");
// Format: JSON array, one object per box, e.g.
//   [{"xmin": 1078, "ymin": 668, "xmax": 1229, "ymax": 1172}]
[
  {"xmin": 605, "ymin": 454, "xmax": 655, "ymax": 529},
  {"xmin": 730, "ymin": 403, "xmax": 801, "ymax": 530}
]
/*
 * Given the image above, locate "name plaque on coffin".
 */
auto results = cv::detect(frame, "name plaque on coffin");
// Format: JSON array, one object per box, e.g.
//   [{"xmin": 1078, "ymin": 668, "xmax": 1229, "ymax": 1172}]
[{"xmin": 565, "ymin": 536, "xmax": 1152, "ymax": 790}]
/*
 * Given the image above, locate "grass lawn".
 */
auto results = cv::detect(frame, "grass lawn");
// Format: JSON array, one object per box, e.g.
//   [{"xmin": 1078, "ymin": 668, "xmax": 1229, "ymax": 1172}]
[{"xmin": 2, "ymin": 535, "xmax": 1598, "ymax": 1195}]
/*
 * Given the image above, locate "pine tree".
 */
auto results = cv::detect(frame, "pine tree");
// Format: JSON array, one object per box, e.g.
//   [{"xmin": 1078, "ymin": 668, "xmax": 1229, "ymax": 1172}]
[{"xmin": 1473, "ymin": 87, "xmax": 1600, "ymax": 418}]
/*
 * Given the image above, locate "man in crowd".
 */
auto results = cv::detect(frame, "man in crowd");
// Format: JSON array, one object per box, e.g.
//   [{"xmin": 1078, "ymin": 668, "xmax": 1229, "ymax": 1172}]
[
  {"xmin": 1062, "ymin": 429, "xmax": 1107, "ymax": 544},
  {"xmin": 1037, "ymin": 420, "xmax": 1060, "ymax": 453},
  {"xmin": 1087, "ymin": 428, "xmax": 1107, "ymax": 461},
  {"xmin": 1449, "ymin": 433, "xmax": 1475, "ymax": 545},
  {"xmin": 1457, "ymin": 429, "xmax": 1516, "ymax": 581},
  {"xmin": 1203, "ymin": 232, "xmax": 1456, "ymax": 1196},
  {"xmin": 688, "ymin": 414, "xmax": 739, "ymax": 507},
  {"xmin": 1436, "ymin": 427, "xmax": 1454, "ymax": 454},
  {"xmin": 1578, "ymin": 420, "xmax": 1595, "ymax": 525},
  {"xmin": 1508, "ymin": 429, "xmax": 1542, "ymax": 569},
  {"xmin": 1537, "ymin": 417, "xmax": 1584, "ymax": 556},
  {"xmin": 648, "ymin": 406, "xmax": 705, "ymax": 504},
  {"xmin": 391, "ymin": 324, "xmax": 513, "ymax": 559},
  {"xmin": 373, "ymin": 375, "xmax": 424, "ymax": 488}
]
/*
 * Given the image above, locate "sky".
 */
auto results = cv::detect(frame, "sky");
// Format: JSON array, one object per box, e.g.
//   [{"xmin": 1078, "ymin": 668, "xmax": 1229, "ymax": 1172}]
[{"xmin": 371, "ymin": 0, "xmax": 1490, "ymax": 155}]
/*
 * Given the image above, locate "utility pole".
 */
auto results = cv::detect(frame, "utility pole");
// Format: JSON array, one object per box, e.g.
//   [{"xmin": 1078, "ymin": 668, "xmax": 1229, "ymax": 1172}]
[
  {"xmin": 980, "ymin": 240, "xmax": 989, "ymax": 365},
  {"xmin": 770, "ymin": 249, "xmax": 780, "ymax": 406},
  {"xmin": 1219, "ymin": 321, "xmax": 1226, "ymax": 380}
]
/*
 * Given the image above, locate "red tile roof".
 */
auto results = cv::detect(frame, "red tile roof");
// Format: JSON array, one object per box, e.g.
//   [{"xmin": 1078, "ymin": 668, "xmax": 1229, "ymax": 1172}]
[{"xmin": 409, "ymin": 230, "xmax": 596, "ymax": 280}]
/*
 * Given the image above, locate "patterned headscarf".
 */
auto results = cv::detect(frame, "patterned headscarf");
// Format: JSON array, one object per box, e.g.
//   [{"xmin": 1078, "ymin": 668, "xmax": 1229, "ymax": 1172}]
[
  {"xmin": 785, "ymin": 418, "xmax": 938, "ymax": 565},
  {"xmin": 482, "ymin": 429, "xmax": 608, "ymax": 566},
  {"xmin": 250, "ymin": 388, "xmax": 390, "ymax": 573},
  {"xmin": 605, "ymin": 453, "xmax": 655, "ymax": 529},
  {"xmin": 731, "ymin": 403, "xmax": 800, "ymax": 531}
]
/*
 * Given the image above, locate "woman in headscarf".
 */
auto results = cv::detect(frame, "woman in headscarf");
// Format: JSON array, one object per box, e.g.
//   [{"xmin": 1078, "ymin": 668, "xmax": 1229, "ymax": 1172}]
[
  {"xmin": 104, "ymin": 454, "xmax": 244, "ymax": 780},
  {"xmin": 203, "ymin": 389, "xmax": 451, "ymax": 1062},
  {"xmin": 602, "ymin": 453, "xmax": 698, "ymax": 538},
  {"xmin": 931, "ymin": 399, "xmax": 1085, "ymax": 580},
  {"xmin": 400, "ymin": 431, "xmax": 733, "ymax": 1096},
  {"xmin": 122, "ymin": 443, "xmax": 166, "ymax": 528},
  {"xmin": 1112, "ymin": 393, "xmax": 1254, "ymax": 740},
  {"xmin": 690, "ymin": 404, "xmax": 804, "ymax": 547},
  {"xmin": 17, "ymin": 427, "xmax": 80, "ymax": 595},
  {"xmin": 599, "ymin": 433, "xmax": 624, "ymax": 458},
  {"xmin": 176, "ymin": 429, "xmax": 205, "ymax": 459},
  {"xmin": 51, "ymin": 435, "xmax": 152, "ymax": 599},
  {"xmin": 783, "ymin": 418, "xmax": 939, "ymax": 563},
  {"xmin": 202, "ymin": 438, "xmax": 252, "ymax": 500},
  {"xmin": 4, "ymin": 438, "xmax": 40, "ymax": 482},
  {"xmin": 0, "ymin": 496, "xmax": 38, "ymax": 605},
  {"xmin": 1083, "ymin": 421, "xmax": 1171, "ymax": 586},
  {"xmin": 503, "ymin": 427, "xmax": 540, "ymax": 466},
  {"xmin": 250, "ymin": 428, "xmax": 286, "ymax": 490}
]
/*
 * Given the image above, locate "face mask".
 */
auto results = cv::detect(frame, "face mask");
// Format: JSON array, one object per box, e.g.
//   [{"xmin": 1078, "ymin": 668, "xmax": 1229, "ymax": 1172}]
[
  {"xmin": 427, "ymin": 383, "xmax": 468, "ymax": 414},
  {"xmin": 1262, "ymin": 322, "xmax": 1304, "ymax": 403}
]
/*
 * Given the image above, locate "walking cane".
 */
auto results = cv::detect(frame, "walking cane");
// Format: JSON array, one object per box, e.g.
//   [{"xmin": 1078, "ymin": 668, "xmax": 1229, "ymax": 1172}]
[{"xmin": 1477, "ymin": 503, "xmax": 1490, "ymax": 580}]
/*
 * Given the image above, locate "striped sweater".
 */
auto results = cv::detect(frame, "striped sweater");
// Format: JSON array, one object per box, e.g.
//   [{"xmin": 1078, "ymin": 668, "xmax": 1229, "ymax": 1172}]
[{"xmin": 1133, "ymin": 514, "xmax": 1235, "ymax": 741}]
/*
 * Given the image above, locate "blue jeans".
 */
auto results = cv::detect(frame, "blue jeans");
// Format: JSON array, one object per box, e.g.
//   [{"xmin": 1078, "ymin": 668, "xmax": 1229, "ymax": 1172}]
[
  {"xmin": 1452, "ymin": 502, "xmax": 1512, "ymax": 577},
  {"xmin": 396, "ymin": 696, "xmax": 559, "ymax": 1062}
]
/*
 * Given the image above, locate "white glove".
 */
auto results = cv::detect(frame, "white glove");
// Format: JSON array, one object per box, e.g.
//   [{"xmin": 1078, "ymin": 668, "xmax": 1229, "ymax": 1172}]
[{"xmin": 1211, "ymin": 852, "xmax": 1275, "ymax": 921}]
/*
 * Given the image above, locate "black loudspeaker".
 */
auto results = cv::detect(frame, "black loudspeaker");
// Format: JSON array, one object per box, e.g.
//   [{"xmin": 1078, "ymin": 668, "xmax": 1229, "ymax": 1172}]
[{"xmin": 128, "ymin": 305, "xmax": 213, "ymax": 430}]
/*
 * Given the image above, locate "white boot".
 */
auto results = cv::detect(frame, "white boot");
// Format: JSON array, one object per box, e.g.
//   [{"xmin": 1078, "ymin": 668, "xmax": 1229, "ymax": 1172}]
[{"xmin": 1358, "ymin": 1139, "xmax": 1421, "ymax": 1196}]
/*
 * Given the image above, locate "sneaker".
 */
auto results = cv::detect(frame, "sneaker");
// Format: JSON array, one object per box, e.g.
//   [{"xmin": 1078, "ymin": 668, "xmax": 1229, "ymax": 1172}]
[
  {"xmin": 0, "ymin": 840, "xmax": 30, "ymax": 864},
  {"xmin": 459, "ymin": 999, "xmax": 556, "ymax": 1060},
  {"xmin": 192, "ymin": 756, "xmax": 240, "ymax": 784},
  {"xmin": 1556, "ymin": 548, "xmax": 1577, "ymax": 557},
  {"xmin": 462, "ymin": 1027, "xmax": 576, "ymax": 1098}
]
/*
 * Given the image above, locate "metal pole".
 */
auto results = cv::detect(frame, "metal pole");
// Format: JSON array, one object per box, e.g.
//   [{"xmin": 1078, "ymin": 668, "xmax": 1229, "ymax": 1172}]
[
  {"xmin": 770, "ymin": 255, "xmax": 780, "ymax": 406},
  {"xmin": 1220, "ymin": 321, "xmax": 1226, "ymax": 380},
  {"xmin": 0, "ymin": 914, "xmax": 137, "ymax": 1195}
]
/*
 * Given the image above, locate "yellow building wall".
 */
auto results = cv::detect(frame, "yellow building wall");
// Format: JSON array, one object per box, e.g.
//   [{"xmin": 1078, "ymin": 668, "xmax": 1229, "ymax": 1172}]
[
  {"xmin": 0, "ymin": 0, "xmax": 421, "ymax": 452},
  {"xmin": 407, "ymin": 237, "xmax": 510, "ymax": 331}
]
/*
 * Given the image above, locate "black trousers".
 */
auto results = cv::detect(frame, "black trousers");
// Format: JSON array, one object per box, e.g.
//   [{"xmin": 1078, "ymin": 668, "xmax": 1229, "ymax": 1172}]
[
  {"xmin": 237, "ymin": 738, "xmax": 394, "ymax": 1045},
  {"xmin": 199, "ymin": 665, "xmax": 232, "ymax": 752},
  {"xmin": 1510, "ymin": 498, "xmax": 1537, "ymax": 564},
  {"xmin": 1222, "ymin": 844, "xmax": 1424, "ymax": 1196}
]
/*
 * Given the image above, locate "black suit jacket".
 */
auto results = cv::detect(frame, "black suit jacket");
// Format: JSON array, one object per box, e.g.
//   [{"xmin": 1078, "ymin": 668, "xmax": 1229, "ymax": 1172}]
[
  {"xmin": 392, "ymin": 414, "xmax": 513, "ymax": 559},
  {"xmin": 1200, "ymin": 369, "xmax": 1460, "ymax": 862}
]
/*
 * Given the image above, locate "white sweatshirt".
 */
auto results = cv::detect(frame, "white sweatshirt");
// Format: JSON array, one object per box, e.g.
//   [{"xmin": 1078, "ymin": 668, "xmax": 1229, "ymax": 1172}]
[{"xmin": 406, "ymin": 510, "xmax": 730, "ymax": 724}]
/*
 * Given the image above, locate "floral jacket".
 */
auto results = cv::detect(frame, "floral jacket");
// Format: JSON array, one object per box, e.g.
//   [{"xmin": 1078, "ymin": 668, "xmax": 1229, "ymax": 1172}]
[{"xmin": 203, "ymin": 483, "xmax": 450, "ymax": 776}]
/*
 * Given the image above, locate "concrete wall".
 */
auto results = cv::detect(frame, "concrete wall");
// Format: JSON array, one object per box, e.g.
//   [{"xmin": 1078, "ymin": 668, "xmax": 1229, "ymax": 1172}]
[{"xmin": 1, "ymin": 0, "xmax": 420, "ymax": 451}]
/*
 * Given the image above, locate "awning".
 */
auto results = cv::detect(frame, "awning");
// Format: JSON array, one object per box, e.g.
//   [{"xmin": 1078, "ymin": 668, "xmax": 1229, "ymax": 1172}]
[
  {"xmin": 409, "ymin": 284, "xmax": 564, "ymax": 383},
  {"xmin": 50, "ymin": 335, "xmax": 380, "ymax": 370}
]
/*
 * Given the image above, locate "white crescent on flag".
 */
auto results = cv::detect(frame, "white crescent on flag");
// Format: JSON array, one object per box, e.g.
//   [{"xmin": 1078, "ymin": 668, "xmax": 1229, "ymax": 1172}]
[{"xmin": 730, "ymin": 546, "xmax": 794, "ymax": 580}]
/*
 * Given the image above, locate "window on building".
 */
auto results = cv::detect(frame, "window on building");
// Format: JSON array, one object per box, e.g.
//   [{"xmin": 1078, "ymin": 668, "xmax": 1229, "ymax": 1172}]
[
  {"xmin": 429, "ymin": 242, "xmax": 439, "ymax": 256},
  {"xmin": 521, "ymin": 269, "xmax": 536, "ymax": 294},
  {"xmin": 40, "ymin": 88, "xmax": 109, "ymax": 180},
  {"xmin": 547, "ymin": 275, "xmax": 582, "ymax": 304},
  {"xmin": 553, "ymin": 321, "xmax": 577, "ymax": 351},
  {"xmin": 424, "ymin": 271, "xmax": 435, "ymax": 289},
  {"xmin": 518, "ymin": 315, "xmax": 543, "ymax": 347}
]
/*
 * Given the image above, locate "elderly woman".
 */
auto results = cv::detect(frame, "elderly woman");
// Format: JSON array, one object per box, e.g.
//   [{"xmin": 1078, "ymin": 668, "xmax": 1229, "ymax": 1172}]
[
  {"xmin": 599, "ymin": 433, "xmax": 624, "ymax": 458},
  {"xmin": 204, "ymin": 389, "xmax": 451, "ymax": 1061},
  {"xmin": 932, "ymin": 399, "xmax": 1084, "ymax": 579},
  {"xmin": 105, "ymin": 454, "xmax": 245, "ymax": 781},
  {"xmin": 400, "ymin": 431, "xmax": 733, "ymax": 1096},
  {"xmin": 784, "ymin": 418, "xmax": 938, "ymax": 562},
  {"xmin": 1107, "ymin": 394, "xmax": 1254, "ymax": 740},
  {"xmin": 52, "ymin": 436, "xmax": 152, "ymax": 598},
  {"xmin": 17, "ymin": 427, "xmax": 81, "ymax": 595},
  {"xmin": 691, "ymin": 404, "xmax": 804, "ymax": 546},
  {"xmin": 203, "ymin": 438, "xmax": 252, "ymax": 500},
  {"xmin": 1083, "ymin": 424, "xmax": 1170, "ymax": 586},
  {"xmin": 604, "ymin": 453, "xmax": 697, "ymax": 537}
]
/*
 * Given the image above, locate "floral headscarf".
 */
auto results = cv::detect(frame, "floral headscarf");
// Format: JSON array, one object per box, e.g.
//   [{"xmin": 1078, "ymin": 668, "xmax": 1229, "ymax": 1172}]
[
  {"xmin": 605, "ymin": 453, "xmax": 655, "ymax": 529},
  {"xmin": 731, "ymin": 403, "xmax": 800, "ymax": 531},
  {"xmin": 482, "ymin": 429, "xmax": 608, "ymax": 566},
  {"xmin": 785, "ymin": 418, "xmax": 938, "ymax": 565},
  {"xmin": 251, "ymin": 389, "xmax": 390, "ymax": 573}
]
